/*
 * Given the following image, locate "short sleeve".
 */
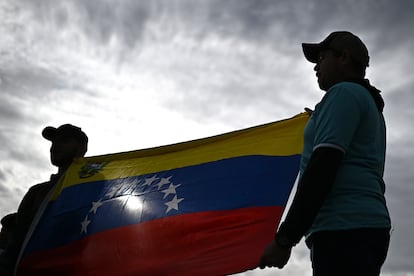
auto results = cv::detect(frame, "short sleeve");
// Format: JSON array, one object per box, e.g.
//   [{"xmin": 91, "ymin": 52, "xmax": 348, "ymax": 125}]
[{"xmin": 313, "ymin": 84, "xmax": 364, "ymax": 152}]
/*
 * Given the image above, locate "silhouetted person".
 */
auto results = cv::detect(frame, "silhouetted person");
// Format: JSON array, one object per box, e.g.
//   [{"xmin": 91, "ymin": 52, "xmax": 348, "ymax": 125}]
[
  {"xmin": 0, "ymin": 124, "xmax": 88, "ymax": 275},
  {"xmin": 0, "ymin": 214, "xmax": 17, "ymax": 255},
  {"xmin": 260, "ymin": 31, "xmax": 391, "ymax": 276}
]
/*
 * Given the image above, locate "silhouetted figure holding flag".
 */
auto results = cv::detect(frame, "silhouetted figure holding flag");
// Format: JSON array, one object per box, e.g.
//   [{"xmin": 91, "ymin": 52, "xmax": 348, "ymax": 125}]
[
  {"xmin": 260, "ymin": 31, "xmax": 391, "ymax": 276},
  {"xmin": 0, "ymin": 124, "xmax": 88, "ymax": 275}
]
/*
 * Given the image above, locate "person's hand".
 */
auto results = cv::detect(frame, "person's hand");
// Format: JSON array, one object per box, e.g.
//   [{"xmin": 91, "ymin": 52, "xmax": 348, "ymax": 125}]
[{"xmin": 259, "ymin": 240, "xmax": 292, "ymax": 269}]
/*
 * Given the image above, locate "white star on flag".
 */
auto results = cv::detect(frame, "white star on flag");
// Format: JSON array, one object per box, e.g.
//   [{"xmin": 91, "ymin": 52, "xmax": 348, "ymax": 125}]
[
  {"xmin": 143, "ymin": 175, "xmax": 159, "ymax": 187},
  {"xmin": 161, "ymin": 183, "xmax": 181, "ymax": 199},
  {"xmin": 90, "ymin": 200, "xmax": 104, "ymax": 214},
  {"xmin": 156, "ymin": 176, "xmax": 172, "ymax": 190},
  {"xmin": 165, "ymin": 195, "xmax": 184, "ymax": 213},
  {"xmin": 80, "ymin": 216, "xmax": 91, "ymax": 234}
]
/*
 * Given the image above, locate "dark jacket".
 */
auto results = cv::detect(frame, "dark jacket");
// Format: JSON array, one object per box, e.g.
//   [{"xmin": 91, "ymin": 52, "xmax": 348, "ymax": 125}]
[
  {"xmin": 0, "ymin": 174, "xmax": 61, "ymax": 275},
  {"xmin": 0, "ymin": 213, "xmax": 17, "ymax": 252}
]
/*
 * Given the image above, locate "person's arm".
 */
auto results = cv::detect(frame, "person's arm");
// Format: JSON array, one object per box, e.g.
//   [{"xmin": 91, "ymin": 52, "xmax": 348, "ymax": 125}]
[
  {"xmin": 275, "ymin": 146, "xmax": 344, "ymax": 248},
  {"xmin": 259, "ymin": 146, "xmax": 344, "ymax": 269}
]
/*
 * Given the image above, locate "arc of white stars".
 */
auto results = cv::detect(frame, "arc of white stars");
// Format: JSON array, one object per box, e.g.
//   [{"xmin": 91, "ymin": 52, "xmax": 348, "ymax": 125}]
[
  {"xmin": 165, "ymin": 195, "xmax": 184, "ymax": 213},
  {"xmin": 80, "ymin": 216, "xmax": 91, "ymax": 234},
  {"xmin": 156, "ymin": 176, "xmax": 172, "ymax": 190},
  {"xmin": 161, "ymin": 183, "xmax": 181, "ymax": 199},
  {"xmin": 90, "ymin": 200, "xmax": 104, "ymax": 214},
  {"xmin": 82, "ymin": 174, "xmax": 181, "ymax": 235}
]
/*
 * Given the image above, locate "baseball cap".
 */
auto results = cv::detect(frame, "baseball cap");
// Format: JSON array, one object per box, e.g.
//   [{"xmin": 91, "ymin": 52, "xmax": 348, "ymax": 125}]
[
  {"xmin": 302, "ymin": 31, "xmax": 369, "ymax": 67},
  {"xmin": 42, "ymin": 124, "xmax": 88, "ymax": 146}
]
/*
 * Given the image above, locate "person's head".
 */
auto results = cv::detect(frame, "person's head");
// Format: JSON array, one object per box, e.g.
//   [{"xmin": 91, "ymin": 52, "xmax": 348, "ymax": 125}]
[
  {"xmin": 302, "ymin": 31, "xmax": 369, "ymax": 91},
  {"xmin": 42, "ymin": 124, "xmax": 88, "ymax": 168}
]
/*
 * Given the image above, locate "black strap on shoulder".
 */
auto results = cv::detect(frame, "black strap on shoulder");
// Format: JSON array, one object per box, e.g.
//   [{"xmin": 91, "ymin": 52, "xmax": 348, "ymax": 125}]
[{"xmin": 345, "ymin": 78, "xmax": 384, "ymax": 112}]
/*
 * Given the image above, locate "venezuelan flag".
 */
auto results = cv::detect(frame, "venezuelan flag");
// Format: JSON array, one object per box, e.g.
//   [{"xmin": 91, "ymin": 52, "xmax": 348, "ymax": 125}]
[{"xmin": 18, "ymin": 113, "xmax": 308, "ymax": 276}]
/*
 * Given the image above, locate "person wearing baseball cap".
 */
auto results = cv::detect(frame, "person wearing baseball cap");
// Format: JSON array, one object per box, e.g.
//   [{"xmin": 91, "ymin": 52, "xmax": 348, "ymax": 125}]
[
  {"xmin": 42, "ymin": 124, "xmax": 88, "ymax": 172},
  {"xmin": 260, "ymin": 31, "xmax": 390, "ymax": 275},
  {"xmin": 0, "ymin": 124, "xmax": 88, "ymax": 275}
]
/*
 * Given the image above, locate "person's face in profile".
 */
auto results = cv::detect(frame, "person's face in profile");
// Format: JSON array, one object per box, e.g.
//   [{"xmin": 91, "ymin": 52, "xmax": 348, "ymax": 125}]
[
  {"xmin": 50, "ymin": 136, "xmax": 82, "ymax": 167},
  {"xmin": 314, "ymin": 49, "xmax": 343, "ymax": 91}
]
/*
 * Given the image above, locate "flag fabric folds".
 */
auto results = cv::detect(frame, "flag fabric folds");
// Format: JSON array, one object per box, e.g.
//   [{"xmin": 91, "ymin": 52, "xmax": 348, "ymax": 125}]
[{"xmin": 17, "ymin": 113, "xmax": 308, "ymax": 276}]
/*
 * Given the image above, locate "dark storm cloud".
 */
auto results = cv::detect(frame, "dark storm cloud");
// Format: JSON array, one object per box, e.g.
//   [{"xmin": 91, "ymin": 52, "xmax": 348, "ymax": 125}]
[
  {"xmin": 16, "ymin": 0, "xmax": 414, "ymax": 53},
  {"xmin": 0, "ymin": 66, "xmax": 63, "ymax": 99},
  {"xmin": 0, "ymin": 65, "xmax": 62, "ymax": 211},
  {"xmin": 13, "ymin": 0, "xmax": 413, "ymax": 119},
  {"xmin": 0, "ymin": 62, "xmax": 99, "ymax": 136},
  {"xmin": 74, "ymin": 0, "xmax": 152, "ymax": 48},
  {"xmin": 0, "ymin": 94, "xmax": 25, "ymax": 124},
  {"xmin": 385, "ymin": 85, "xmax": 414, "ymax": 136},
  {"xmin": 382, "ymin": 153, "xmax": 414, "ymax": 274},
  {"xmin": 0, "ymin": 66, "xmax": 63, "ymax": 165},
  {"xmin": 17, "ymin": 0, "xmax": 152, "ymax": 49},
  {"xmin": 381, "ymin": 80, "xmax": 414, "ymax": 275}
]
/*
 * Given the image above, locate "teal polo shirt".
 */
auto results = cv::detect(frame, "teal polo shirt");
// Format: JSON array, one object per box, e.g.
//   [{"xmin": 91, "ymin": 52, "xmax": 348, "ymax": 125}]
[{"xmin": 300, "ymin": 82, "xmax": 391, "ymax": 238}]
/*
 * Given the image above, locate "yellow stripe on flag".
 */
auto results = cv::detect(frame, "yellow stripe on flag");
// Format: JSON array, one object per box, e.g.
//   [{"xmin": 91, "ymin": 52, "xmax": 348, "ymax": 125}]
[{"xmin": 51, "ymin": 113, "xmax": 308, "ymax": 199}]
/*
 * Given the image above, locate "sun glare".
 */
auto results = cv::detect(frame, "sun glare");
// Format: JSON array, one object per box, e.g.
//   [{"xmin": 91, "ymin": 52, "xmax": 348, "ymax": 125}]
[{"xmin": 125, "ymin": 196, "xmax": 143, "ymax": 211}]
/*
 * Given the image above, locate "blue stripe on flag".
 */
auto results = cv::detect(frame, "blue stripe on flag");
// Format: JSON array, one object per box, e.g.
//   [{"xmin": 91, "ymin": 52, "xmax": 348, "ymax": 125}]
[{"xmin": 25, "ymin": 154, "xmax": 299, "ymax": 253}]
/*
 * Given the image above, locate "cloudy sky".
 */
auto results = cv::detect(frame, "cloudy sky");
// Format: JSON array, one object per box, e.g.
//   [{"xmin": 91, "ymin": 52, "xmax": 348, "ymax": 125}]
[{"xmin": 1, "ymin": 0, "xmax": 413, "ymax": 275}]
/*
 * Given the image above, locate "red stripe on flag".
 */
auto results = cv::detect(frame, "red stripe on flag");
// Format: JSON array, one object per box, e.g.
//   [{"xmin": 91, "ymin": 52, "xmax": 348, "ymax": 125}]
[{"xmin": 18, "ymin": 206, "xmax": 283, "ymax": 275}]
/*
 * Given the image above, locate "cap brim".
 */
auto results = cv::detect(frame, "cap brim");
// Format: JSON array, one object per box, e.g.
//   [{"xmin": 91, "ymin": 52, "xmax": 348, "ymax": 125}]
[
  {"xmin": 302, "ymin": 43, "xmax": 321, "ymax": 63},
  {"xmin": 42, "ymin": 126, "xmax": 57, "ymax": 141}
]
